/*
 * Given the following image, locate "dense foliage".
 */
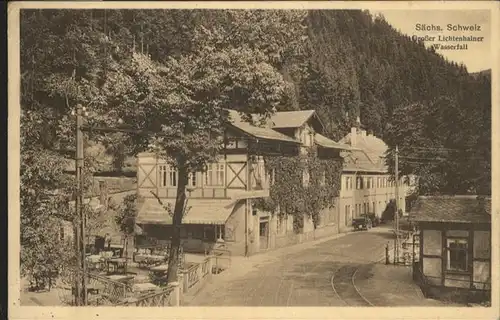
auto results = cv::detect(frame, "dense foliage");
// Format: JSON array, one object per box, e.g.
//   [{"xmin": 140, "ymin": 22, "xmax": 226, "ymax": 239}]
[
  {"xmin": 20, "ymin": 9, "xmax": 307, "ymax": 285},
  {"xmin": 299, "ymin": 10, "xmax": 491, "ymax": 195},
  {"xmin": 254, "ymin": 149, "xmax": 342, "ymax": 232},
  {"xmin": 20, "ymin": 110, "xmax": 99, "ymax": 289}
]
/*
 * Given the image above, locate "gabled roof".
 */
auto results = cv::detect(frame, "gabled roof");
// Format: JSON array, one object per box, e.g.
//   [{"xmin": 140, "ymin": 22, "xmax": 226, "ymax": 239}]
[
  {"xmin": 270, "ymin": 110, "xmax": 323, "ymax": 130},
  {"xmin": 227, "ymin": 110, "xmax": 299, "ymax": 143},
  {"xmin": 410, "ymin": 195, "xmax": 491, "ymax": 224},
  {"xmin": 314, "ymin": 133, "xmax": 353, "ymax": 151},
  {"xmin": 338, "ymin": 129, "xmax": 389, "ymax": 173},
  {"xmin": 343, "ymin": 149, "xmax": 387, "ymax": 173},
  {"xmin": 338, "ymin": 131, "xmax": 388, "ymax": 164}
]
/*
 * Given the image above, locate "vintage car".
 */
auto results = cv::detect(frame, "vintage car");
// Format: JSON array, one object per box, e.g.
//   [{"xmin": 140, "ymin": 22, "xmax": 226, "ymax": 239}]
[{"xmin": 352, "ymin": 216, "xmax": 373, "ymax": 231}]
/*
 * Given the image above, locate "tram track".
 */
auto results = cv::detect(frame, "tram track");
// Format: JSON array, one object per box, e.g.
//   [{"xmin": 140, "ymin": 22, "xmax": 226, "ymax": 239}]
[
  {"xmin": 330, "ymin": 246, "xmax": 390, "ymax": 307},
  {"xmin": 331, "ymin": 264, "xmax": 374, "ymax": 306}
]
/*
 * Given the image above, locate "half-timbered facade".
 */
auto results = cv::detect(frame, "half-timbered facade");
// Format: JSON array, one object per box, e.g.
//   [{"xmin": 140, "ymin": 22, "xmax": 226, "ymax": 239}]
[
  {"xmin": 134, "ymin": 109, "xmax": 351, "ymax": 256},
  {"xmin": 410, "ymin": 196, "xmax": 491, "ymax": 304}
]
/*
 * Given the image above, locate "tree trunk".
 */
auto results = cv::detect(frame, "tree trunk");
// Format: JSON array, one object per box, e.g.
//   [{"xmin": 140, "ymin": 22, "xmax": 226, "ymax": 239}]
[
  {"xmin": 166, "ymin": 163, "xmax": 188, "ymax": 284},
  {"xmin": 124, "ymin": 235, "xmax": 128, "ymax": 274}
]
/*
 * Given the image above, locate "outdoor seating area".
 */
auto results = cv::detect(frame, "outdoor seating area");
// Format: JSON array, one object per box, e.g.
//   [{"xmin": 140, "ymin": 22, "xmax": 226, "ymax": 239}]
[{"xmin": 57, "ymin": 241, "xmax": 222, "ymax": 306}]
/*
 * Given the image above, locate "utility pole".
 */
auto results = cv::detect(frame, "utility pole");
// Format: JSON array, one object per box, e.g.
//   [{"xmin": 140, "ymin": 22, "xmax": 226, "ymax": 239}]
[
  {"xmin": 394, "ymin": 145, "xmax": 399, "ymax": 264},
  {"xmin": 75, "ymin": 104, "xmax": 88, "ymax": 305}
]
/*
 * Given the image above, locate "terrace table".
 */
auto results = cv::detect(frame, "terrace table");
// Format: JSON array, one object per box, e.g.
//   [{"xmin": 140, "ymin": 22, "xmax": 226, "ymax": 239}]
[
  {"xmin": 106, "ymin": 258, "xmax": 127, "ymax": 274},
  {"xmin": 135, "ymin": 254, "xmax": 165, "ymax": 269},
  {"xmin": 149, "ymin": 264, "xmax": 169, "ymax": 272},
  {"xmin": 86, "ymin": 255, "xmax": 104, "ymax": 271},
  {"xmin": 72, "ymin": 283, "xmax": 101, "ymax": 296},
  {"xmin": 106, "ymin": 274, "xmax": 135, "ymax": 285},
  {"xmin": 132, "ymin": 282, "xmax": 159, "ymax": 294}
]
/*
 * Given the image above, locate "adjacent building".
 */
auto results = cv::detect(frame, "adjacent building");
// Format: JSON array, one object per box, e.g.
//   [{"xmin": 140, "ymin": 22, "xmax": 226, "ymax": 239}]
[
  {"xmin": 337, "ymin": 118, "xmax": 410, "ymax": 231},
  {"xmin": 410, "ymin": 195, "xmax": 491, "ymax": 304},
  {"xmin": 134, "ymin": 109, "xmax": 351, "ymax": 256}
]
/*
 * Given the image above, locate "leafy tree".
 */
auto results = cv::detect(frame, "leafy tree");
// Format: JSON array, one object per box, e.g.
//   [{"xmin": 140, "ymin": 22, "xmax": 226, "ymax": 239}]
[
  {"xmin": 381, "ymin": 199, "xmax": 402, "ymax": 222},
  {"xmin": 113, "ymin": 194, "xmax": 139, "ymax": 273},
  {"xmin": 104, "ymin": 10, "xmax": 308, "ymax": 284},
  {"xmin": 20, "ymin": 108, "xmax": 75, "ymax": 289}
]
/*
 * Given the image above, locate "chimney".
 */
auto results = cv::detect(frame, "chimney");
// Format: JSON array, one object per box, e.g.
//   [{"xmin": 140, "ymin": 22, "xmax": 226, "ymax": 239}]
[
  {"xmin": 99, "ymin": 180, "xmax": 108, "ymax": 209},
  {"xmin": 350, "ymin": 126, "xmax": 357, "ymax": 147}
]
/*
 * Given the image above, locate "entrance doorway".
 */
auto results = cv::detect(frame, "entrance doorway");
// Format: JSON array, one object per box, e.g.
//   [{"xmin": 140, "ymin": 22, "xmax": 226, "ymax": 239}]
[{"xmin": 259, "ymin": 218, "xmax": 269, "ymax": 250}]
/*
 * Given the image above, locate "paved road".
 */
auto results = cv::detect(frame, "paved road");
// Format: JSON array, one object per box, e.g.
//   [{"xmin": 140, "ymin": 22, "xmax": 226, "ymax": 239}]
[{"xmin": 187, "ymin": 228, "xmax": 394, "ymax": 306}]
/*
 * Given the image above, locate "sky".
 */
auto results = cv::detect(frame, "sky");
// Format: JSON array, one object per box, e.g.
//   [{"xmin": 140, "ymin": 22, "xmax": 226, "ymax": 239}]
[{"xmin": 369, "ymin": 10, "xmax": 492, "ymax": 73}]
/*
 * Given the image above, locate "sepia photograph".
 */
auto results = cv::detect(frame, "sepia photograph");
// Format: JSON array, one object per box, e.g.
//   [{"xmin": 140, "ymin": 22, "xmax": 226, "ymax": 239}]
[{"xmin": 8, "ymin": 1, "xmax": 498, "ymax": 318}]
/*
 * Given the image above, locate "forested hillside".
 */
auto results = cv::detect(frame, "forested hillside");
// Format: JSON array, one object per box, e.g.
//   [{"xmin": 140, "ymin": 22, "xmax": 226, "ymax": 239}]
[
  {"xmin": 20, "ymin": 9, "xmax": 491, "ymax": 195},
  {"xmin": 298, "ymin": 10, "xmax": 491, "ymax": 195}
]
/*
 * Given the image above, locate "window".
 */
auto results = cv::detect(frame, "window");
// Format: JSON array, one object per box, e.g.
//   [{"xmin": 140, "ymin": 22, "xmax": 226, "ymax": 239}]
[
  {"xmin": 215, "ymin": 225, "xmax": 226, "ymax": 240},
  {"xmin": 345, "ymin": 177, "xmax": 349, "ymax": 190},
  {"xmin": 303, "ymin": 169, "xmax": 310, "ymax": 187},
  {"xmin": 363, "ymin": 203, "xmax": 367, "ymax": 214},
  {"xmin": 203, "ymin": 226, "xmax": 216, "ymax": 241},
  {"xmin": 60, "ymin": 227, "xmax": 65, "ymax": 241},
  {"xmin": 205, "ymin": 163, "xmax": 225, "ymax": 186},
  {"xmin": 302, "ymin": 129, "xmax": 310, "ymax": 146},
  {"xmin": 216, "ymin": 163, "xmax": 225, "ymax": 186},
  {"xmin": 357, "ymin": 176, "xmax": 364, "ymax": 189},
  {"xmin": 191, "ymin": 225, "xmax": 203, "ymax": 239},
  {"xmin": 268, "ymin": 168, "xmax": 276, "ymax": 186},
  {"xmin": 320, "ymin": 171, "xmax": 326, "ymax": 186},
  {"xmin": 345, "ymin": 205, "xmax": 350, "ymax": 226},
  {"xmin": 188, "ymin": 172, "xmax": 196, "ymax": 187},
  {"xmin": 205, "ymin": 164, "xmax": 214, "ymax": 186},
  {"xmin": 169, "ymin": 166, "xmax": 177, "ymax": 187},
  {"xmin": 159, "ymin": 165, "xmax": 168, "ymax": 187},
  {"xmin": 372, "ymin": 202, "xmax": 375, "ymax": 213},
  {"xmin": 446, "ymin": 238, "xmax": 468, "ymax": 272}
]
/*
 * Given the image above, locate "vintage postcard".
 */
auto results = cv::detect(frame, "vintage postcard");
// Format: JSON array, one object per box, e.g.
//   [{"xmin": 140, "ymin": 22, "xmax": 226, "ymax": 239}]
[{"xmin": 8, "ymin": 1, "xmax": 499, "ymax": 319}]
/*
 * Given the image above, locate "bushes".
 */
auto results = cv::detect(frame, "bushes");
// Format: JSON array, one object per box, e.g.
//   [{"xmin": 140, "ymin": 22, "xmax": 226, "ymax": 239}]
[{"xmin": 381, "ymin": 199, "xmax": 403, "ymax": 222}]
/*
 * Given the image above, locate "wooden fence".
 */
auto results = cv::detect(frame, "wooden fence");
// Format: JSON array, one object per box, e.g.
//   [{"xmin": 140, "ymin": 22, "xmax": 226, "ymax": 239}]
[
  {"xmin": 57, "ymin": 268, "xmax": 131, "ymax": 306},
  {"xmin": 183, "ymin": 256, "xmax": 212, "ymax": 293},
  {"xmin": 117, "ymin": 286, "xmax": 176, "ymax": 307}
]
